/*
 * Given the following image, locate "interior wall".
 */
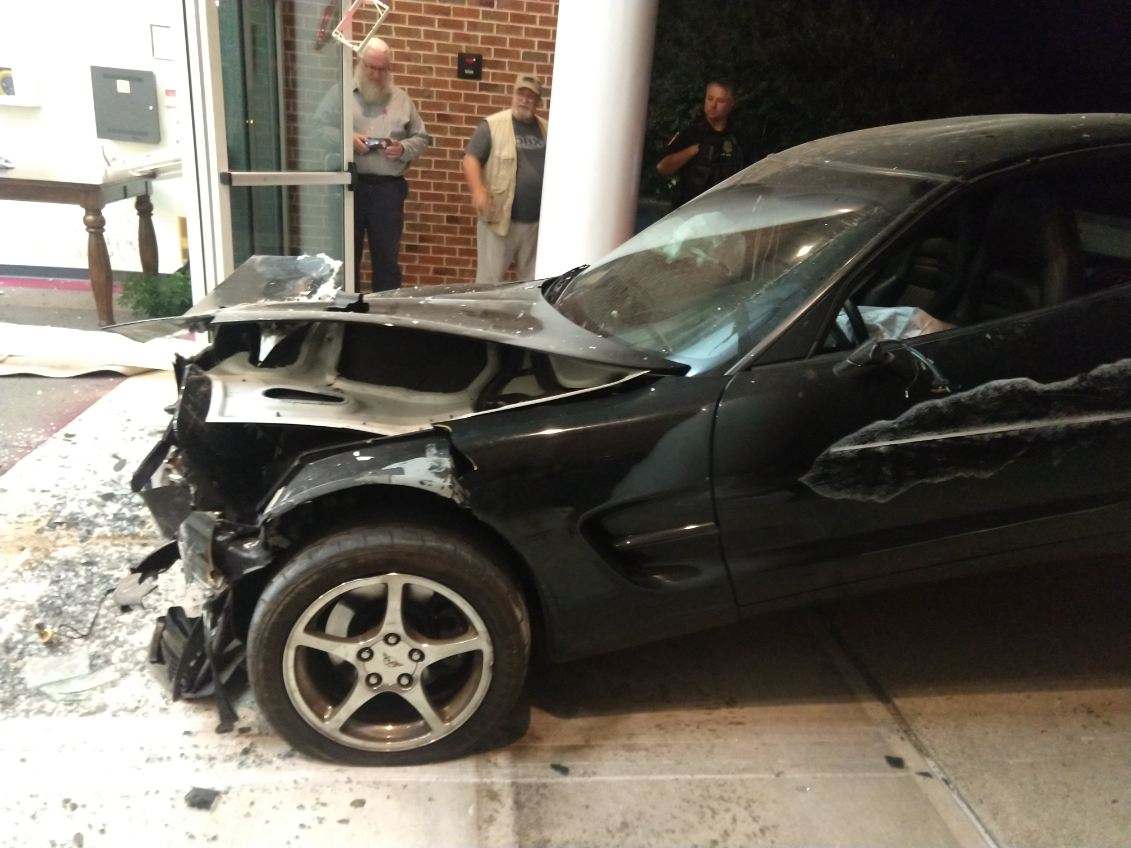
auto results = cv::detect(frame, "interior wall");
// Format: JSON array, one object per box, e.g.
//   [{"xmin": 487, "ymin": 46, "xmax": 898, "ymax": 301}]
[{"xmin": 0, "ymin": 0, "xmax": 191, "ymax": 275}]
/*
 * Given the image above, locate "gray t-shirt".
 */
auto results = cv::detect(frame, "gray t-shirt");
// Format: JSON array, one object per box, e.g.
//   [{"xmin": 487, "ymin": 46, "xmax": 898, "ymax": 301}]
[{"xmin": 466, "ymin": 116, "xmax": 546, "ymax": 223}]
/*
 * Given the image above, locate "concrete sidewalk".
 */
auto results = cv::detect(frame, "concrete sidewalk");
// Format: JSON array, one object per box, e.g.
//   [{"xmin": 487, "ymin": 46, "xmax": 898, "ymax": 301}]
[{"xmin": 0, "ymin": 372, "xmax": 1126, "ymax": 847}]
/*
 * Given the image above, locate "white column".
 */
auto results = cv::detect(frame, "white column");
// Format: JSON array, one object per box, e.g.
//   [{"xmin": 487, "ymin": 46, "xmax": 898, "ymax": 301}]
[{"xmin": 535, "ymin": 0, "xmax": 658, "ymax": 278}]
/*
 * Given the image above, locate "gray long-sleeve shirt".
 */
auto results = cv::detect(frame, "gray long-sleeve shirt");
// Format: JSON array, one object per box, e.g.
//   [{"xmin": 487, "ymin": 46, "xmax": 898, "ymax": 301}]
[{"xmin": 314, "ymin": 84, "xmax": 431, "ymax": 176}]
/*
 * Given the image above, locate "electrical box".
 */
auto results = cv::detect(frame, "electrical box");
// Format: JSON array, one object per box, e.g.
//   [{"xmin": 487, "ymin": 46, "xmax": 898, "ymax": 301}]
[
  {"xmin": 457, "ymin": 53, "xmax": 483, "ymax": 80},
  {"xmin": 91, "ymin": 67, "xmax": 161, "ymax": 144}
]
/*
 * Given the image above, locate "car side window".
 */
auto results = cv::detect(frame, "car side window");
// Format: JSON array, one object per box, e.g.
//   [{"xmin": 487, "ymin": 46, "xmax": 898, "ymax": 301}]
[{"xmin": 820, "ymin": 159, "xmax": 1131, "ymax": 352}]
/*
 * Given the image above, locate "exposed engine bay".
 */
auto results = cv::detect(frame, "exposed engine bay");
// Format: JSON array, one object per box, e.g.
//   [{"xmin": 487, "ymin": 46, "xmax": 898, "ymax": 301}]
[{"xmin": 163, "ymin": 319, "xmax": 632, "ymax": 521}]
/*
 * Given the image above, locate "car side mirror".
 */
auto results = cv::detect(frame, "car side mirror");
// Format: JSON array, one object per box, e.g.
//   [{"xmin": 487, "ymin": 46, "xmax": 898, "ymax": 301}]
[
  {"xmin": 832, "ymin": 339, "xmax": 895, "ymax": 376},
  {"xmin": 833, "ymin": 338, "xmax": 952, "ymax": 397}
]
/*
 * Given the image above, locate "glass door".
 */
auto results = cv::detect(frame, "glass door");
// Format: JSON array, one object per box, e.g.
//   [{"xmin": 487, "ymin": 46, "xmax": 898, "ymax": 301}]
[{"xmin": 188, "ymin": 0, "xmax": 355, "ymax": 293}]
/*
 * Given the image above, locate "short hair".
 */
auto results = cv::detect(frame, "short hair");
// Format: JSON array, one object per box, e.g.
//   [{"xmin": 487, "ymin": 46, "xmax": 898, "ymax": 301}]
[
  {"xmin": 705, "ymin": 79, "xmax": 736, "ymax": 98},
  {"xmin": 361, "ymin": 37, "xmax": 392, "ymax": 60}
]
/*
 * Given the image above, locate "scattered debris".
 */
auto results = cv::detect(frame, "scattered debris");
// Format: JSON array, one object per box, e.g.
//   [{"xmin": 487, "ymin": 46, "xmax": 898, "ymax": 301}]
[
  {"xmin": 350, "ymin": 799, "xmax": 366, "ymax": 808},
  {"xmin": 23, "ymin": 650, "xmax": 118, "ymax": 702},
  {"xmin": 111, "ymin": 572, "xmax": 158, "ymax": 610},
  {"xmin": 550, "ymin": 763, "xmax": 570, "ymax": 776},
  {"xmin": 884, "ymin": 755, "xmax": 906, "ymax": 769},
  {"xmin": 184, "ymin": 788, "xmax": 222, "ymax": 811},
  {"xmin": 38, "ymin": 587, "xmax": 115, "ymax": 641}
]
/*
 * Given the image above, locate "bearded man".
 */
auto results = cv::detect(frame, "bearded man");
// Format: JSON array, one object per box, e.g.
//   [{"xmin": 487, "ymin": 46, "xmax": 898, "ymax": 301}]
[{"xmin": 345, "ymin": 38, "xmax": 430, "ymax": 290}]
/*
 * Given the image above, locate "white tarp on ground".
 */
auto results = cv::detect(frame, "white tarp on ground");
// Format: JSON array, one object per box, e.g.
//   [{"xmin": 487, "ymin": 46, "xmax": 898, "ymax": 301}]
[{"xmin": 0, "ymin": 322, "xmax": 205, "ymax": 377}]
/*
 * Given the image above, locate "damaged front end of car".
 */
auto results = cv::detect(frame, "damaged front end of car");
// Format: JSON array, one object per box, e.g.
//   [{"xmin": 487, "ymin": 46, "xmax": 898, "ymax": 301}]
[{"xmin": 109, "ymin": 255, "xmax": 677, "ymax": 725}]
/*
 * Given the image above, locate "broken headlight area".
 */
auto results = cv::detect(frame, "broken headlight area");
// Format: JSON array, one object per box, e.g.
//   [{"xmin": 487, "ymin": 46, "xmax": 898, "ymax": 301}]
[
  {"xmin": 177, "ymin": 512, "xmax": 273, "ymax": 589},
  {"xmin": 120, "ymin": 514, "xmax": 273, "ymax": 726}
]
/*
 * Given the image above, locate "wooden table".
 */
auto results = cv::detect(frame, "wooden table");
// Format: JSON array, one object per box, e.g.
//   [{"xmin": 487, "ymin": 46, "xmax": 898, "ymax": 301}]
[{"xmin": 0, "ymin": 167, "xmax": 158, "ymax": 325}]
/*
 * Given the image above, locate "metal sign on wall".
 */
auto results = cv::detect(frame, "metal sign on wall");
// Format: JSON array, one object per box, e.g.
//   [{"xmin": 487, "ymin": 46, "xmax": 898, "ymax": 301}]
[{"xmin": 91, "ymin": 66, "xmax": 162, "ymax": 144}]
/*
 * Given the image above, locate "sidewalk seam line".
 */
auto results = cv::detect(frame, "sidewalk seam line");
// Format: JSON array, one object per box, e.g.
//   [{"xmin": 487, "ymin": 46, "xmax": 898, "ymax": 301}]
[{"xmin": 809, "ymin": 610, "xmax": 1003, "ymax": 848}]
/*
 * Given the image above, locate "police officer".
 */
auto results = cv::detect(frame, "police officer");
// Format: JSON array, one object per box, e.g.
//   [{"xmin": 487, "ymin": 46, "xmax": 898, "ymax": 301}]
[{"xmin": 657, "ymin": 80, "xmax": 747, "ymax": 208}]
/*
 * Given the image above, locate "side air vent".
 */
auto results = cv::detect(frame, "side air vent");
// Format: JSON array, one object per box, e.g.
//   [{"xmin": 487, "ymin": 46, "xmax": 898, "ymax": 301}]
[{"xmin": 262, "ymin": 388, "xmax": 346, "ymax": 404}]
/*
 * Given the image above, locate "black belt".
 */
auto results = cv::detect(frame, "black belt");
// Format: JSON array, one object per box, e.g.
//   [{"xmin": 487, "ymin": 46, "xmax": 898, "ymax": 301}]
[{"xmin": 356, "ymin": 173, "xmax": 405, "ymax": 185}]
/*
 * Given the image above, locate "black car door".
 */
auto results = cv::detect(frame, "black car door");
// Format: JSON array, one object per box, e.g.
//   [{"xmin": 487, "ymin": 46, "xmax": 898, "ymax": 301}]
[{"xmin": 713, "ymin": 165, "xmax": 1131, "ymax": 606}]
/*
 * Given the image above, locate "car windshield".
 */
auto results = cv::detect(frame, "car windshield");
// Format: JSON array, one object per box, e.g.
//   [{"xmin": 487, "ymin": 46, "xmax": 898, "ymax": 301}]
[{"xmin": 552, "ymin": 159, "xmax": 935, "ymax": 372}]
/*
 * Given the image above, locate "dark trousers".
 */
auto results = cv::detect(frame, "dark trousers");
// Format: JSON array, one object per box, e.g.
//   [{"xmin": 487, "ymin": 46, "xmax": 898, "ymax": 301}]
[{"xmin": 354, "ymin": 176, "xmax": 407, "ymax": 292}]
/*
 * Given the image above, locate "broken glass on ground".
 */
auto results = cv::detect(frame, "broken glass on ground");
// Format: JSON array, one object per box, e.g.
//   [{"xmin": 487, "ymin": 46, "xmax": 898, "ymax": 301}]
[{"xmin": 23, "ymin": 649, "xmax": 118, "ymax": 702}]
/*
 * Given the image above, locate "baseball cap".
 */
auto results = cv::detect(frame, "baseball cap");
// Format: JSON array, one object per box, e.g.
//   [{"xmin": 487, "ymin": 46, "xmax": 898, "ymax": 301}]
[{"xmin": 513, "ymin": 73, "xmax": 543, "ymax": 97}]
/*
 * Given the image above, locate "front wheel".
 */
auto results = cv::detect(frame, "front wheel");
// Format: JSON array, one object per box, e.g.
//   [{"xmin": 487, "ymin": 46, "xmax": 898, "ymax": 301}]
[{"xmin": 247, "ymin": 522, "xmax": 530, "ymax": 765}]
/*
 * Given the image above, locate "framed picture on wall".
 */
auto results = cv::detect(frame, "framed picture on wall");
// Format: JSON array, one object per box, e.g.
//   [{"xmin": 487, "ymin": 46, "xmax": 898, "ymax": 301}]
[{"xmin": 0, "ymin": 63, "xmax": 38, "ymax": 107}]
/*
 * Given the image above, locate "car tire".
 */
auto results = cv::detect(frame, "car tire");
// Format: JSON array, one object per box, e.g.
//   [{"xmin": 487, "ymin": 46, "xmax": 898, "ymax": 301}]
[{"xmin": 247, "ymin": 520, "xmax": 530, "ymax": 765}]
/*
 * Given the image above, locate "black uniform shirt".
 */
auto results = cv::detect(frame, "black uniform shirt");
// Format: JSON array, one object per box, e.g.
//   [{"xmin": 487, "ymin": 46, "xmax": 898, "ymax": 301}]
[{"xmin": 663, "ymin": 119, "xmax": 747, "ymax": 207}]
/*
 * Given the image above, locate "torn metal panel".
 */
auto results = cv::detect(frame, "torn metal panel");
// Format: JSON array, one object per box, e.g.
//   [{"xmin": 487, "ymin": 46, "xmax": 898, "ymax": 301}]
[
  {"xmin": 176, "ymin": 512, "xmax": 272, "ymax": 585},
  {"xmin": 106, "ymin": 254, "xmax": 344, "ymax": 342},
  {"xmin": 196, "ymin": 321, "xmax": 641, "ymax": 437},
  {"xmin": 106, "ymin": 254, "xmax": 686, "ymax": 372},
  {"xmin": 203, "ymin": 322, "xmax": 500, "ymax": 436},
  {"xmin": 205, "ymin": 281, "xmax": 684, "ymax": 372},
  {"xmin": 802, "ymin": 358, "xmax": 1131, "ymax": 502},
  {"xmin": 263, "ymin": 437, "xmax": 464, "ymax": 520}
]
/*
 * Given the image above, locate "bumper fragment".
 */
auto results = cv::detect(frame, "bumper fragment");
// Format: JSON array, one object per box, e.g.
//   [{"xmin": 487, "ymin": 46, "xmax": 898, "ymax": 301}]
[
  {"xmin": 150, "ymin": 592, "xmax": 244, "ymax": 728},
  {"xmin": 113, "ymin": 540, "xmax": 179, "ymax": 610},
  {"xmin": 126, "ymin": 539, "xmax": 249, "ymax": 729},
  {"xmin": 133, "ymin": 426, "xmax": 193, "ymax": 539}
]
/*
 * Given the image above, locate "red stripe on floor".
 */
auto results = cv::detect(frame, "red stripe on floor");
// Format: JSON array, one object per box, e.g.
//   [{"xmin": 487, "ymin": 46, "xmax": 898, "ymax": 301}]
[{"xmin": 0, "ymin": 276, "xmax": 124, "ymax": 293}]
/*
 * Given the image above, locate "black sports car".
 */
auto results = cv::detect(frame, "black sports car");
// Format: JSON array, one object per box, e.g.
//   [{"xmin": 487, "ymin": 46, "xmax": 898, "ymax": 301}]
[{"xmin": 113, "ymin": 114, "xmax": 1131, "ymax": 765}]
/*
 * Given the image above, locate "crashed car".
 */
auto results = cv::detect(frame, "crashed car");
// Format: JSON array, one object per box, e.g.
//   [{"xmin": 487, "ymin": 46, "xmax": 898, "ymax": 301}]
[{"xmin": 112, "ymin": 114, "xmax": 1131, "ymax": 765}]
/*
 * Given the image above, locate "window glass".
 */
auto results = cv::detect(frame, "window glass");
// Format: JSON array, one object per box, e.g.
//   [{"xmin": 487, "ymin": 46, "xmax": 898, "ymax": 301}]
[
  {"xmin": 553, "ymin": 160, "xmax": 932, "ymax": 373},
  {"xmin": 823, "ymin": 161, "xmax": 1131, "ymax": 352}
]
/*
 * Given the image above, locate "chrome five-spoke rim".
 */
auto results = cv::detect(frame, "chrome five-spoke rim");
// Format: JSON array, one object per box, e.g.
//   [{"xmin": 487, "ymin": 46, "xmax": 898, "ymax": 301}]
[{"xmin": 282, "ymin": 573, "xmax": 494, "ymax": 752}]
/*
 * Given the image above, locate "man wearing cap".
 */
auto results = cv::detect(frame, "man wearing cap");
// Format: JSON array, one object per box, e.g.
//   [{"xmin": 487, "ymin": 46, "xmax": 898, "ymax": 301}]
[{"xmin": 462, "ymin": 74, "xmax": 548, "ymax": 283}]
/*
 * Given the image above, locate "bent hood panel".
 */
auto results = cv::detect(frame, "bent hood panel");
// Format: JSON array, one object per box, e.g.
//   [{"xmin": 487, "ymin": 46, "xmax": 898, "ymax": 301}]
[{"xmin": 105, "ymin": 255, "xmax": 684, "ymax": 373}]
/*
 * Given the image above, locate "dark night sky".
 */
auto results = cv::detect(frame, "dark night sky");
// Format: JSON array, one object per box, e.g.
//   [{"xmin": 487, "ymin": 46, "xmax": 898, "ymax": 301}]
[{"xmin": 907, "ymin": 0, "xmax": 1131, "ymax": 112}]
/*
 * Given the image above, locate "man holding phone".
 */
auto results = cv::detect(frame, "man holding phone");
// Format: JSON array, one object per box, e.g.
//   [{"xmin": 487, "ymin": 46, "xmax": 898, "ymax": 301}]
[{"xmin": 349, "ymin": 38, "xmax": 431, "ymax": 291}]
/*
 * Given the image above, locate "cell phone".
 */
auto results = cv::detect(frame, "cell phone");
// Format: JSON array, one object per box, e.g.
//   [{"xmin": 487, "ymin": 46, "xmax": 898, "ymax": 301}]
[{"xmin": 364, "ymin": 137, "xmax": 389, "ymax": 151}]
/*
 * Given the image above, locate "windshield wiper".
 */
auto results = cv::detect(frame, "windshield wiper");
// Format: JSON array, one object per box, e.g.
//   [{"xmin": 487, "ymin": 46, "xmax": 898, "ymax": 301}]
[{"xmin": 541, "ymin": 264, "xmax": 588, "ymax": 305}]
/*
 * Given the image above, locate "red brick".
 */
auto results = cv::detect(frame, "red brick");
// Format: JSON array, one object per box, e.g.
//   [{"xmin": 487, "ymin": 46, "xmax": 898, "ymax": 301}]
[{"xmin": 279, "ymin": 0, "xmax": 555, "ymax": 286}]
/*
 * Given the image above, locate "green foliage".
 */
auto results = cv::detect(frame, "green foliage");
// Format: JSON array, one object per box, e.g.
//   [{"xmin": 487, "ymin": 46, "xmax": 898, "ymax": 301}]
[
  {"xmin": 119, "ymin": 269, "xmax": 192, "ymax": 318},
  {"xmin": 643, "ymin": 0, "xmax": 1007, "ymax": 199}
]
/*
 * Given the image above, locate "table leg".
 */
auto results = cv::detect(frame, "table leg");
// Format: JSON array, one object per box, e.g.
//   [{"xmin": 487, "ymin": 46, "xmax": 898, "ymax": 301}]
[
  {"xmin": 84, "ymin": 206, "xmax": 114, "ymax": 326},
  {"xmin": 136, "ymin": 193, "xmax": 158, "ymax": 276}
]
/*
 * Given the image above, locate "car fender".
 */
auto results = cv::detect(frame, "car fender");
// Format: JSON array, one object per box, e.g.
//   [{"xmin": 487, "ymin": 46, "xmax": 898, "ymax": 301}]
[{"xmin": 261, "ymin": 432, "xmax": 466, "ymax": 522}]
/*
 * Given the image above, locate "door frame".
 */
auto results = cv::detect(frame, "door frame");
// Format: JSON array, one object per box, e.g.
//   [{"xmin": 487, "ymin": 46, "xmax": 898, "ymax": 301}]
[{"xmin": 182, "ymin": 0, "xmax": 356, "ymax": 301}]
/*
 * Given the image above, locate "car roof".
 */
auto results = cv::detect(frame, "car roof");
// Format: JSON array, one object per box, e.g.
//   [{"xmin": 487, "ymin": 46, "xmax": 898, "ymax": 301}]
[{"xmin": 773, "ymin": 114, "xmax": 1131, "ymax": 180}]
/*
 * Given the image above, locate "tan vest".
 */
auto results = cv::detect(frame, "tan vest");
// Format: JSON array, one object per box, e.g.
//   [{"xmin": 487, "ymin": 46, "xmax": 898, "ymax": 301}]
[{"xmin": 482, "ymin": 108, "xmax": 549, "ymax": 237}]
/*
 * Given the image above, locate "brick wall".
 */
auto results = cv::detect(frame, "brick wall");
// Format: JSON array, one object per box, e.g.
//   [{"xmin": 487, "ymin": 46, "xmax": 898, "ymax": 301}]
[{"xmin": 350, "ymin": 0, "xmax": 559, "ymax": 288}]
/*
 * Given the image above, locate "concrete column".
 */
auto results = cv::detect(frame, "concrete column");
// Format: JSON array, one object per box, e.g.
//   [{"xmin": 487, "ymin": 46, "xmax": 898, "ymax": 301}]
[{"xmin": 535, "ymin": 0, "xmax": 658, "ymax": 278}]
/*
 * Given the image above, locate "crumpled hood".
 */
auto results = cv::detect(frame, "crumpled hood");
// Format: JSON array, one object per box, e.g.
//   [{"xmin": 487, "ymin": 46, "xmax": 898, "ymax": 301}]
[{"xmin": 106, "ymin": 255, "xmax": 686, "ymax": 374}]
